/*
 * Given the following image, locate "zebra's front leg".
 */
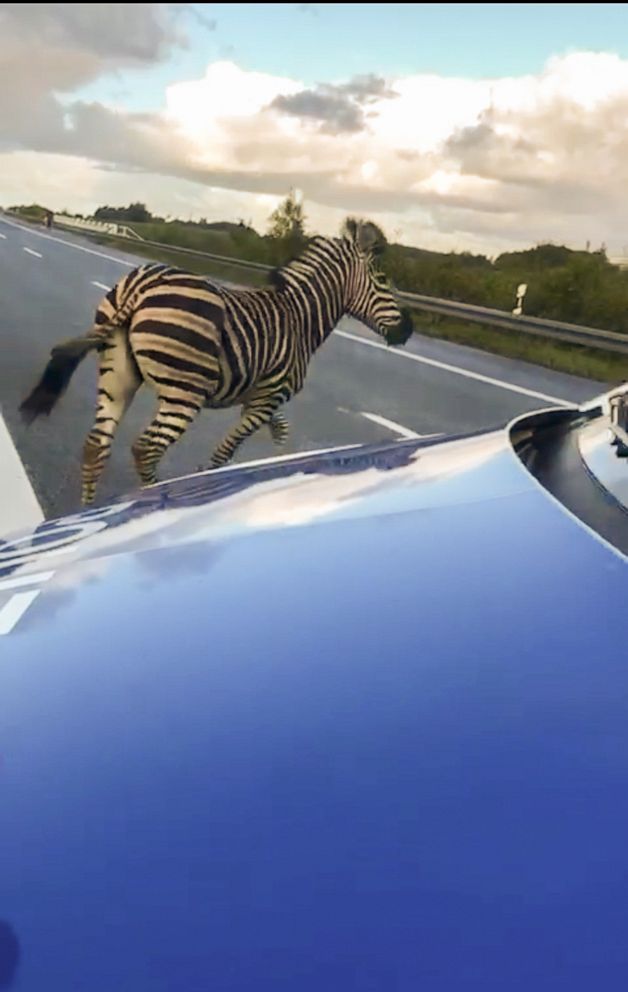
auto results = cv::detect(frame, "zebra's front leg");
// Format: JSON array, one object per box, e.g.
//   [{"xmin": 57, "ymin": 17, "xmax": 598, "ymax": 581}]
[
  {"xmin": 210, "ymin": 399, "xmax": 281, "ymax": 468},
  {"xmin": 268, "ymin": 411, "xmax": 290, "ymax": 448}
]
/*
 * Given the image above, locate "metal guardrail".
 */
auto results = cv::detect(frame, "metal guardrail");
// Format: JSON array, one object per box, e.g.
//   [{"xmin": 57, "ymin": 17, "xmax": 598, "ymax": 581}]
[
  {"xmin": 394, "ymin": 291, "xmax": 628, "ymax": 355},
  {"xmin": 10, "ymin": 213, "xmax": 628, "ymax": 356},
  {"xmin": 52, "ymin": 215, "xmax": 145, "ymax": 240}
]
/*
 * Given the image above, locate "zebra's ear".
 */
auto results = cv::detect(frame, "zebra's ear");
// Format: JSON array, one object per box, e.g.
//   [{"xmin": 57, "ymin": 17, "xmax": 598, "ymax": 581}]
[
  {"xmin": 356, "ymin": 220, "xmax": 386, "ymax": 256},
  {"xmin": 341, "ymin": 217, "xmax": 359, "ymax": 243},
  {"xmin": 342, "ymin": 217, "xmax": 386, "ymax": 256}
]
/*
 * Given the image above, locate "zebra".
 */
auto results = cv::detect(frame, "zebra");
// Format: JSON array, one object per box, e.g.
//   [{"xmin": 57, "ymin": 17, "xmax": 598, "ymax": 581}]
[{"xmin": 19, "ymin": 218, "xmax": 413, "ymax": 505}]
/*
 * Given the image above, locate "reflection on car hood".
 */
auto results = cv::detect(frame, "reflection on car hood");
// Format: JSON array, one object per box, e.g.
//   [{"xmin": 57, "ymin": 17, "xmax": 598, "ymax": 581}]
[
  {"xmin": 1, "ymin": 423, "xmax": 628, "ymax": 991},
  {"xmin": 0, "ymin": 429, "xmax": 530, "ymax": 584}
]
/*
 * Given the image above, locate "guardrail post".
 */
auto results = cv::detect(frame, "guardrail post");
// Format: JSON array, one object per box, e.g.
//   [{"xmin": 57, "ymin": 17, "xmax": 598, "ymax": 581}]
[{"xmin": 512, "ymin": 282, "xmax": 528, "ymax": 317}]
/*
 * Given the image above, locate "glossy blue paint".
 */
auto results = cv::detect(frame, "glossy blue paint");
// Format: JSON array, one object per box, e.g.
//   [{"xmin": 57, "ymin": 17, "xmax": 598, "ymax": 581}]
[{"xmin": 1, "ymin": 420, "xmax": 627, "ymax": 991}]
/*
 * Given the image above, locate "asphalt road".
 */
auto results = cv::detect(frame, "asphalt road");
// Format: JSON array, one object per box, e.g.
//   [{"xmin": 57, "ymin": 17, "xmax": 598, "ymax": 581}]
[{"xmin": 0, "ymin": 214, "xmax": 605, "ymax": 526}]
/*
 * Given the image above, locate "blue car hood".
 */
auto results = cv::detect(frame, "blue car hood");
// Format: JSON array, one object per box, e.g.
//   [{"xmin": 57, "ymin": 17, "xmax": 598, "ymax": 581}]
[{"xmin": 1, "ymin": 424, "xmax": 627, "ymax": 991}]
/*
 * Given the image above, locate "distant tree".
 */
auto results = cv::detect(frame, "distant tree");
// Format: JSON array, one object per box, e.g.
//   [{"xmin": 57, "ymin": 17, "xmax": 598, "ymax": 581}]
[
  {"xmin": 494, "ymin": 243, "xmax": 575, "ymax": 272},
  {"xmin": 94, "ymin": 202, "xmax": 152, "ymax": 222},
  {"xmin": 266, "ymin": 190, "xmax": 308, "ymax": 265},
  {"xmin": 94, "ymin": 205, "xmax": 115, "ymax": 220},
  {"xmin": 9, "ymin": 203, "xmax": 50, "ymax": 223},
  {"xmin": 126, "ymin": 202, "xmax": 151, "ymax": 222}
]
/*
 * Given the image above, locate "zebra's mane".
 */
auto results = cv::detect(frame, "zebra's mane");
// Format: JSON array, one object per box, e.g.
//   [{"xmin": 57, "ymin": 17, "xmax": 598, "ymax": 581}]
[
  {"xmin": 268, "ymin": 220, "xmax": 387, "ymax": 292},
  {"xmin": 267, "ymin": 236, "xmax": 340, "ymax": 292}
]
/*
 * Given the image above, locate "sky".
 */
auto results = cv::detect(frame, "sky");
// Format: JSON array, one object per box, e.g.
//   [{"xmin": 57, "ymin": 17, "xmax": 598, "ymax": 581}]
[{"xmin": 3, "ymin": 3, "xmax": 628, "ymax": 255}]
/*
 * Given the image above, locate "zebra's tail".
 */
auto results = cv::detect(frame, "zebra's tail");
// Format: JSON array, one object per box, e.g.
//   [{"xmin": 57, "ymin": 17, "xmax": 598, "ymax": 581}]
[{"xmin": 19, "ymin": 327, "xmax": 111, "ymax": 424}]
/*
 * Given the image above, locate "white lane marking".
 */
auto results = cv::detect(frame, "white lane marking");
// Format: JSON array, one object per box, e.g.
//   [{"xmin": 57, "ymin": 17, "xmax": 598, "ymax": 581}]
[
  {"xmin": 23, "ymin": 247, "xmax": 42, "ymax": 258},
  {"xmin": 0, "ymin": 571, "xmax": 56, "ymax": 592},
  {"xmin": 334, "ymin": 329, "xmax": 572, "ymax": 407},
  {"xmin": 0, "ymin": 216, "xmax": 134, "ymax": 267},
  {"xmin": 0, "ymin": 232, "xmax": 6, "ymax": 239},
  {"xmin": 0, "ymin": 572, "xmax": 56, "ymax": 636},
  {"xmin": 0, "ymin": 411, "xmax": 44, "ymax": 537},
  {"xmin": 360, "ymin": 411, "xmax": 425, "ymax": 440},
  {"xmin": 91, "ymin": 281, "xmax": 111, "ymax": 291},
  {"xmin": 0, "ymin": 591, "xmax": 41, "ymax": 636}
]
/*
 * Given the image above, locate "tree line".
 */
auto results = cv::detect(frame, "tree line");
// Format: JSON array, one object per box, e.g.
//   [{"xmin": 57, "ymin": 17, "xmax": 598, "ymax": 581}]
[{"xmin": 11, "ymin": 196, "xmax": 628, "ymax": 334}]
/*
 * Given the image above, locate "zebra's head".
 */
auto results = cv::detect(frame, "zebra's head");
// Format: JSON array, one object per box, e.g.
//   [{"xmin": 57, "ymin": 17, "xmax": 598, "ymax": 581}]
[{"xmin": 341, "ymin": 218, "xmax": 413, "ymax": 347}]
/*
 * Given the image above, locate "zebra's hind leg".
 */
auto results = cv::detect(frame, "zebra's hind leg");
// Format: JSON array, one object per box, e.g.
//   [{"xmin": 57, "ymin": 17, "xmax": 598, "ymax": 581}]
[
  {"xmin": 268, "ymin": 411, "xmax": 290, "ymax": 447},
  {"xmin": 81, "ymin": 329, "xmax": 141, "ymax": 506},
  {"xmin": 132, "ymin": 396, "xmax": 203, "ymax": 487},
  {"xmin": 210, "ymin": 397, "xmax": 282, "ymax": 468}
]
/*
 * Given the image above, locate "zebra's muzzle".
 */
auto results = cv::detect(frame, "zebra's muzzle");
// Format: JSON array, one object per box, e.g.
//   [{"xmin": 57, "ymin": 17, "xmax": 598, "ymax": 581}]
[{"xmin": 385, "ymin": 308, "xmax": 413, "ymax": 348}]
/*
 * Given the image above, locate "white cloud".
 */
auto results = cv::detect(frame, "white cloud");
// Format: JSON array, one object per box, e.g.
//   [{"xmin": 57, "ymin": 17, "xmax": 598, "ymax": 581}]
[
  {"xmin": 154, "ymin": 51, "xmax": 628, "ymax": 253},
  {"xmin": 0, "ymin": 152, "xmax": 101, "ymax": 208},
  {"xmin": 4, "ymin": 16, "xmax": 628, "ymax": 257},
  {"xmin": 0, "ymin": 150, "xmax": 288, "ymax": 230},
  {"xmin": 167, "ymin": 61, "xmax": 301, "ymax": 135}
]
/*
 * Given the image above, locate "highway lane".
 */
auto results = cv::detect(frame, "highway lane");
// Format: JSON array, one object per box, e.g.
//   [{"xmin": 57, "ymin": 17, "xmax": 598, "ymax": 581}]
[{"xmin": 0, "ymin": 215, "xmax": 605, "ymax": 525}]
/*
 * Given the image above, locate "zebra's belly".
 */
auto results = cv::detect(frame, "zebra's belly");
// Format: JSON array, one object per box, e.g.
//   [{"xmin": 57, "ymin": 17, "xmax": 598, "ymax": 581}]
[
  {"xmin": 210, "ymin": 350, "xmax": 295, "ymax": 408},
  {"xmin": 203, "ymin": 393, "xmax": 240, "ymax": 410},
  {"xmin": 203, "ymin": 379, "xmax": 269, "ymax": 409}
]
